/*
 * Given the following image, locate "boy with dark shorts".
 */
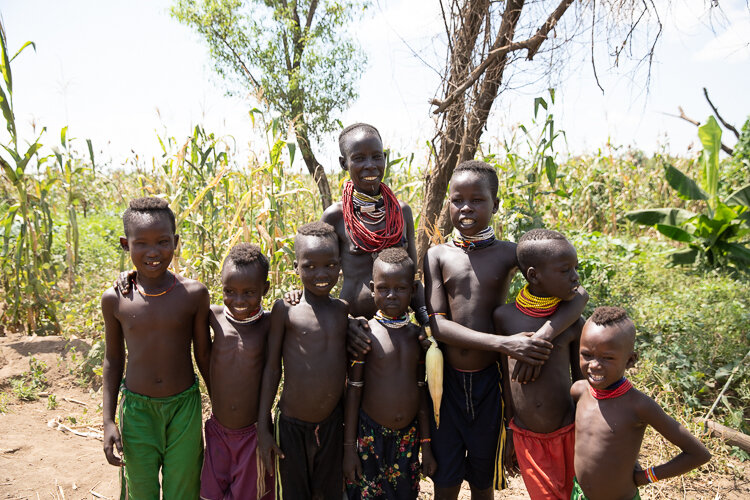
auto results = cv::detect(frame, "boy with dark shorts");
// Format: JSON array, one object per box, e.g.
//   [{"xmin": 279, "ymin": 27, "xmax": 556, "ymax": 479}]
[
  {"xmin": 571, "ymin": 307, "xmax": 711, "ymax": 500},
  {"xmin": 201, "ymin": 243, "xmax": 274, "ymax": 500},
  {"xmin": 258, "ymin": 221, "xmax": 349, "ymax": 500},
  {"xmin": 343, "ymin": 248, "xmax": 437, "ymax": 499},
  {"xmin": 423, "ymin": 161, "xmax": 588, "ymax": 500},
  {"xmin": 493, "ymin": 229, "xmax": 584, "ymax": 499},
  {"xmin": 286, "ymin": 123, "xmax": 428, "ymax": 353},
  {"xmin": 101, "ymin": 197, "xmax": 211, "ymax": 499}
]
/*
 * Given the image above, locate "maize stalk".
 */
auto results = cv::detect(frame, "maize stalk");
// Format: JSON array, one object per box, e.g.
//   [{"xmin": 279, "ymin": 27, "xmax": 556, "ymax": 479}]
[{"xmin": 424, "ymin": 327, "xmax": 444, "ymax": 428}]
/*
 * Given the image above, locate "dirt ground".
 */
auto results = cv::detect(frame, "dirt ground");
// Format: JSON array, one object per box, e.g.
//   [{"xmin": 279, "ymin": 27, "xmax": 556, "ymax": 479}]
[{"xmin": 1, "ymin": 332, "xmax": 748, "ymax": 499}]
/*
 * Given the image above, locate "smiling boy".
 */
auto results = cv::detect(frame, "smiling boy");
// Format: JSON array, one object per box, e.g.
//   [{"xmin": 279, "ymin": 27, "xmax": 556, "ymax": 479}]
[
  {"xmin": 423, "ymin": 161, "xmax": 587, "ymax": 499},
  {"xmin": 571, "ymin": 307, "xmax": 711, "ymax": 499},
  {"xmin": 493, "ymin": 229, "xmax": 584, "ymax": 499},
  {"xmin": 201, "ymin": 243, "xmax": 274, "ymax": 500},
  {"xmin": 101, "ymin": 197, "xmax": 211, "ymax": 499},
  {"xmin": 257, "ymin": 221, "xmax": 349, "ymax": 499}
]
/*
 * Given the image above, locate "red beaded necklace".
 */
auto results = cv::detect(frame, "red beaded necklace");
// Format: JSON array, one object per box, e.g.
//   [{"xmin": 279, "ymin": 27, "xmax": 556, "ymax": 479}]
[
  {"xmin": 589, "ymin": 377, "xmax": 632, "ymax": 400},
  {"xmin": 342, "ymin": 181, "xmax": 404, "ymax": 253}
]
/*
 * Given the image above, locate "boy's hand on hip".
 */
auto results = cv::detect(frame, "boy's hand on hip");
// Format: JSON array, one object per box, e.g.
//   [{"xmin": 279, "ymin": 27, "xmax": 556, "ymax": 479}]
[
  {"xmin": 504, "ymin": 332, "xmax": 552, "ymax": 364},
  {"xmin": 346, "ymin": 317, "xmax": 371, "ymax": 357},
  {"xmin": 103, "ymin": 421, "xmax": 123, "ymax": 467},
  {"xmin": 258, "ymin": 429, "xmax": 284, "ymax": 472},
  {"xmin": 343, "ymin": 447, "xmax": 362, "ymax": 482}
]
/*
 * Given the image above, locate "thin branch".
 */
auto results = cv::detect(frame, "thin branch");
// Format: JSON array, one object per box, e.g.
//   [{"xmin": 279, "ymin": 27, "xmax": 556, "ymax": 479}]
[
  {"xmin": 591, "ymin": 0, "xmax": 603, "ymax": 92},
  {"xmin": 667, "ymin": 107, "xmax": 734, "ymax": 155},
  {"xmin": 703, "ymin": 87, "xmax": 740, "ymax": 138},
  {"xmin": 209, "ymin": 27, "xmax": 261, "ymax": 90},
  {"xmin": 431, "ymin": 0, "xmax": 574, "ymax": 114}
]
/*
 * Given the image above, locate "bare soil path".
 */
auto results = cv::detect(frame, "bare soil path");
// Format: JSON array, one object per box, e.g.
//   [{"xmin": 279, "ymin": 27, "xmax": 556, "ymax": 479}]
[{"xmin": 1, "ymin": 332, "xmax": 748, "ymax": 499}]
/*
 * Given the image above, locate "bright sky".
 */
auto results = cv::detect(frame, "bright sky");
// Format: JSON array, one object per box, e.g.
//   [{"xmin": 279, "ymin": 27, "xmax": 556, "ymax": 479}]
[{"xmin": 1, "ymin": 0, "xmax": 749, "ymax": 172}]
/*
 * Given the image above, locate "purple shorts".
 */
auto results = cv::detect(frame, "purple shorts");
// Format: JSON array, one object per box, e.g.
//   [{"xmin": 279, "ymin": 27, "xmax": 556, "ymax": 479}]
[{"xmin": 200, "ymin": 415, "xmax": 274, "ymax": 500}]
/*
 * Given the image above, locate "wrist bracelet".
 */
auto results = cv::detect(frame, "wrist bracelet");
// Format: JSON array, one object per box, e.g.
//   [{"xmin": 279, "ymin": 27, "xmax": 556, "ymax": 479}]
[
  {"xmin": 344, "ymin": 442, "xmax": 357, "ymax": 447},
  {"xmin": 420, "ymin": 438, "xmax": 431, "ymax": 443},
  {"xmin": 347, "ymin": 380, "xmax": 364, "ymax": 387},
  {"xmin": 645, "ymin": 466, "xmax": 658, "ymax": 483}
]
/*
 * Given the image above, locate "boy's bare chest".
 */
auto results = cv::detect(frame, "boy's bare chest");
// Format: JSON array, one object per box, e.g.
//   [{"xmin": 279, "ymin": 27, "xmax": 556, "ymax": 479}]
[
  {"xmin": 286, "ymin": 307, "xmax": 346, "ymax": 350},
  {"xmin": 117, "ymin": 293, "xmax": 196, "ymax": 334},
  {"xmin": 577, "ymin": 396, "xmax": 643, "ymax": 440},
  {"xmin": 441, "ymin": 251, "xmax": 511, "ymax": 294},
  {"xmin": 213, "ymin": 326, "xmax": 267, "ymax": 359},
  {"xmin": 370, "ymin": 328, "xmax": 419, "ymax": 364}
]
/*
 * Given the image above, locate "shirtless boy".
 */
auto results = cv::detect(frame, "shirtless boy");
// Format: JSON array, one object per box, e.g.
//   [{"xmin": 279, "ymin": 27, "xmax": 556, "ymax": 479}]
[
  {"xmin": 258, "ymin": 221, "xmax": 349, "ymax": 499},
  {"xmin": 201, "ymin": 243, "xmax": 274, "ymax": 500},
  {"xmin": 101, "ymin": 197, "xmax": 211, "ymax": 498},
  {"xmin": 423, "ymin": 161, "xmax": 588, "ymax": 500},
  {"xmin": 493, "ymin": 229, "xmax": 584, "ymax": 499},
  {"xmin": 571, "ymin": 307, "xmax": 710, "ymax": 500},
  {"xmin": 287, "ymin": 123, "xmax": 427, "ymax": 351},
  {"xmin": 343, "ymin": 248, "xmax": 437, "ymax": 499}
]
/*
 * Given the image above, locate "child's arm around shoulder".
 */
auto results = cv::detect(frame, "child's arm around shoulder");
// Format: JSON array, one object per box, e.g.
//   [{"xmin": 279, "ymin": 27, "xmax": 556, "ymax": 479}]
[
  {"xmin": 188, "ymin": 279, "xmax": 211, "ymax": 394},
  {"xmin": 631, "ymin": 390, "xmax": 711, "ymax": 486},
  {"xmin": 101, "ymin": 287, "xmax": 125, "ymax": 467},
  {"xmin": 257, "ymin": 298, "xmax": 288, "ymax": 470}
]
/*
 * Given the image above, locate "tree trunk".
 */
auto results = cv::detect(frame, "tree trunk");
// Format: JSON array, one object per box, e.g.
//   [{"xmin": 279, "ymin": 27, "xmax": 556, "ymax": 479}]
[{"xmin": 294, "ymin": 121, "xmax": 333, "ymax": 209}]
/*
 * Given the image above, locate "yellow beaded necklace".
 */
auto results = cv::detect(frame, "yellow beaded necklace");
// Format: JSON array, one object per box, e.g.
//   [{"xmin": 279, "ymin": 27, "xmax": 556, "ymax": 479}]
[{"xmin": 515, "ymin": 284, "xmax": 561, "ymax": 317}]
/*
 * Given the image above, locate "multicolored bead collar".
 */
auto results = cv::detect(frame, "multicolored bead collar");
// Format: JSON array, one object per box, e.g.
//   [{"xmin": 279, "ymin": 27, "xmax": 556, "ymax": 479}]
[
  {"xmin": 374, "ymin": 310, "xmax": 411, "ymax": 329},
  {"xmin": 226, "ymin": 306, "xmax": 264, "ymax": 325},
  {"xmin": 589, "ymin": 377, "xmax": 632, "ymax": 400},
  {"xmin": 453, "ymin": 226, "xmax": 495, "ymax": 252},
  {"xmin": 515, "ymin": 283, "xmax": 561, "ymax": 317}
]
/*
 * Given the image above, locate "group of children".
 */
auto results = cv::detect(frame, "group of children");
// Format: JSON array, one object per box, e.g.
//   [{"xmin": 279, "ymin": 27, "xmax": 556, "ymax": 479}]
[{"xmin": 102, "ymin": 123, "xmax": 711, "ymax": 500}]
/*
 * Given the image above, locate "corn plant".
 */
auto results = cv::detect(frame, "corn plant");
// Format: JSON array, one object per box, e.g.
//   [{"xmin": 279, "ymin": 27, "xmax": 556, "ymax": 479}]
[{"xmin": 0, "ymin": 21, "xmax": 59, "ymax": 333}]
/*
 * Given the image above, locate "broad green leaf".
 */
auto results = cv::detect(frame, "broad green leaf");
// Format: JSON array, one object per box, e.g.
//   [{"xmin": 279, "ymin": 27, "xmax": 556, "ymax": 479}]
[
  {"xmin": 715, "ymin": 240, "xmax": 750, "ymax": 264},
  {"xmin": 670, "ymin": 247, "xmax": 699, "ymax": 265},
  {"xmin": 534, "ymin": 97, "xmax": 547, "ymax": 118},
  {"xmin": 656, "ymin": 223, "xmax": 694, "ymax": 243},
  {"xmin": 60, "ymin": 126, "xmax": 67, "ymax": 146},
  {"xmin": 544, "ymin": 156, "xmax": 557, "ymax": 187},
  {"xmin": 698, "ymin": 116, "xmax": 721, "ymax": 209},
  {"xmin": 0, "ymin": 24, "xmax": 11, "ymax": 94},
  {"xmin": 664, "ymin": 164, "xmax": 707, "ymax": 201},
  {"xmin": 0, "ymin": 84, "xmax": 15, "ymax": 139},
  {"xmin": 713, "ymin": 202, "xmax": 738, "ymax": 225},
  {"xmin": 725, "ymin": 184, "xmax": 750, "ymax": 207},
  {"xmin": 625, "ymin": 208, "xmax": 696, "ymax": 227},
  {"xmin": 10, "ymin": 41, "xmax": 35, "ymax": 63},
  {"xmin": 286, "ymin": 141, "xmax": 296, "ymax": 165}
]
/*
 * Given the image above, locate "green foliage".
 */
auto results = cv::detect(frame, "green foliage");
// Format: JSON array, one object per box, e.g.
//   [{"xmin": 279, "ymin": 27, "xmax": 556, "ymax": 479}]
[
  {"xmin": 625, "ymin": 117, "xmax": 750, "ymax": 270},
  {"xmin": 11, "ymin": 356, "xmax": 48, "ymax": 401},
  {"xmin": 0, "ymin": 392, "xmax": 9, "ymax": 413},
  {"xmin": 47, "ymin": 393, "xmax": 58, "ymax": 410},
  {"xmin": 171, "ymin": 0, "xmax": 366, "ymax": 139}
]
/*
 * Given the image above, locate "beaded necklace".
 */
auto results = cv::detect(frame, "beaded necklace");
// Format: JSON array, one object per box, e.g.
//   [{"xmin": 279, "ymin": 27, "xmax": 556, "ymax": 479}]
[
  {"xmin": 133, "ymin": 272, "xmax": 177, "ymax": 298},
  {"xmin": 515, "ymin": 283, "xmax": 561, "ymax": 317},
  {"xmin": 342, "ymin": 181, "xmax": 404, "ymax": 253},
  {"xmin": 373, "ymin": 310, "xmax": 411, "ymax": 329},
  {"xmin": 452, "ymin": 226, "xmax": 495, "ymax": 252},
  {"xmin": 351, "ymin": 189, "xmax": 386, "ymax": 225},
  {"xmin": 589, "ymin": 377, "xmax": 632, "ymax": 400},
  {"xmin": 225, "ymin": 306, "xmax": 264, "ymax": 325}
]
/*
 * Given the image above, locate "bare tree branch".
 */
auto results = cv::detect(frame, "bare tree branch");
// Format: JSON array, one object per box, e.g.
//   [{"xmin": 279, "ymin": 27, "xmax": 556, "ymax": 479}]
[
  {"xmin": 667, "ymin": 107, "xmax": 734, "ymax": 155},
  {"xmin": 209, "ymin": 27, "xmax": 262, "ymax": 91},
  {"xmin": 430, "ymin": 0, "xmax": 574, "ymax": 114},
  {"xmin": 703, "ymin": 87, "xmax": 740, "ymax": 139}
]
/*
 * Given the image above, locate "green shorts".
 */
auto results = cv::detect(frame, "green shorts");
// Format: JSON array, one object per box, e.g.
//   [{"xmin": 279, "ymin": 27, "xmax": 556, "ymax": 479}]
[
  {"xmin": 571, "ymin": 477, "xmax": 640, "ymax": 500},
  {"xmin": 119, "ymin": 380, "xmax": 203, "ymax": 499}
]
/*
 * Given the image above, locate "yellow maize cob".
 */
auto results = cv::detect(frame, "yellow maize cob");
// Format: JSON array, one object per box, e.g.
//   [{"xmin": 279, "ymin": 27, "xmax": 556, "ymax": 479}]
[{"xmin": 424, "ymin": 327, "xmax": 444, "ymax": 428}]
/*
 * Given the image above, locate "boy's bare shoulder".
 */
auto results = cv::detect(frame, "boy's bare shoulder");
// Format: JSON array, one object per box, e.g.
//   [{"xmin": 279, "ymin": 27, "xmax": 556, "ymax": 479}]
[
  {"xmin": 398, "ymin": 199, "xmax": 413, "ymax": 216},
  {"xmin": 332, "ymin": 297, "xmax": 349, "ymax": 314},
  {"xmin": 322, "ymin": 201, "xmax": 344, "ymax": 222},
  {"xmin": 571, "ymin": 379, "xmax": 587, "ymax": 400},
  {"xmin": 177, "ymin": 274, "xmax": 208, "ymax": 295},
  {"xmin": 210, "ymin": 304, "xmax": 224, "ymax": 319},
  {"xmin": 493, "ymin": 301, "xmax": 517, "ymax": 325}
]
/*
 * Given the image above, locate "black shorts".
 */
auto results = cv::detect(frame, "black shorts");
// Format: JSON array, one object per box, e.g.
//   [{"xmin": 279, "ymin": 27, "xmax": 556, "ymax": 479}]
[
  {"xmin": 275, "ymin": 404, "xmax": 344, "ymax": 500},
  {"xmin": 429, "ymin": 362, "xmax": 506, "ymax": 490}
]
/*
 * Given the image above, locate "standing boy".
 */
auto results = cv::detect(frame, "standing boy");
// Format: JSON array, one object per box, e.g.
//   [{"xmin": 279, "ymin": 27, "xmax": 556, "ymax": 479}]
[
  {"xmin": 423, "ymin": 161, "xmax": 588, "ymax": 500},
  {"xmin": 493, "ymin": 229, "xmax": 584, "ymax": 499},
  {"xmin": 101, "ymin": 197, "xmax": 211, "ymax": 499},
  {"xmin": 571, "ymin": 307, "xmax": 711, "ymax": 500},
  {"xmin": 258, "ymin": 221, "xmax": 349, "ymax": 499},
  {"xmin": 343, "ymin": 248, "xmax": 437, "ymax": 499},
  {"xmin": 201, "ymin": 243, "xmax": 274, "ymax": 500}
]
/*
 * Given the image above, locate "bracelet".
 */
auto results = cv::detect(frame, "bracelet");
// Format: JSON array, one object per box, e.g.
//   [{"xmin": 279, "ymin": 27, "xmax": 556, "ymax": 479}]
[
  {"xmin": 428, "ymin": 312, "xmax": 446, "ymax": 317},
  {"xmin": 350, "ymin": 360, "xmax": 365, "ymax": 367},
  {"xmin": 645, "ymin": 466, "xmax": 658, "ymax": 483},
  {"xmin": 344, "ymin": 442, "xmax": 357, "ymax": 447},
  {"xmin": 420, "ymin": 438, "xmax": 431, "ymax": 443},
  {"xmin": 347, "ymin": 380, "xmax": 364, "ymax": 387},
  {"xmin": 417, "ymin": 381, "xmax": 426, "ymax": 387}
]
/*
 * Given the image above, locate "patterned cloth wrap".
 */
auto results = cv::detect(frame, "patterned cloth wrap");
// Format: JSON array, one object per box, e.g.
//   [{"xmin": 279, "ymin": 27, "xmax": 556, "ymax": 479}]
[{"xmin": 346, "ymin": 408, "xmax": 420, "ymax": 499}]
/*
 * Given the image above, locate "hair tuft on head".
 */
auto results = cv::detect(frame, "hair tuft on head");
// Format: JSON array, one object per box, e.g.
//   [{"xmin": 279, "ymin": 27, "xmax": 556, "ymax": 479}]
[
  {"xmin": 122, "ymin": 196, "xmax": 176, "ymax": 236},
  {"xmin": 223, "ymin": 243, "xmax": 269, "ymax": 277},
  {"xmin": 375, "ymin": 247, "xmax": 415, "ymax": 277},
  {"xmin": 516, "ymin": 228, "xmax": 569, "ymax": 277},
  {"xmin": 589, "ymin": 306, "xmax": 630, "ymax": 327},
  {"xmin": 297, "ymin": 221, "xmax": 336, "ymax": 238}
]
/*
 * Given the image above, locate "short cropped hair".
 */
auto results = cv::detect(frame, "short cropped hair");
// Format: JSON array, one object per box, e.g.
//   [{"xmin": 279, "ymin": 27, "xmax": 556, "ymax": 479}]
[
  {"xmin": 453, "ymin": 160, "xmax": 499, "ymax": 197},
  {"xmin": 297, "ymin": 221, "xmax": 336, "ymax": 238},
  {"xmin": 338, "ymin": 123, "xmax": 382, "ymax": 156},
  {"xmin": 223, "ymin": 243, "xmax": 269, "ymax": 279},
  {"xmin": 516, "ymin": 228, "xmax": 569, "ymax": 278},
  {"xmin": 123, "ymin": 197, "xmax": 176, "ymax": 236},
  {"xmin": 375, "ymin": 247, "xmax": 415, "ymax": 278},
  {"xmin": 589, "ymin": 306, "xmax": 630, "ymax": 327}
]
